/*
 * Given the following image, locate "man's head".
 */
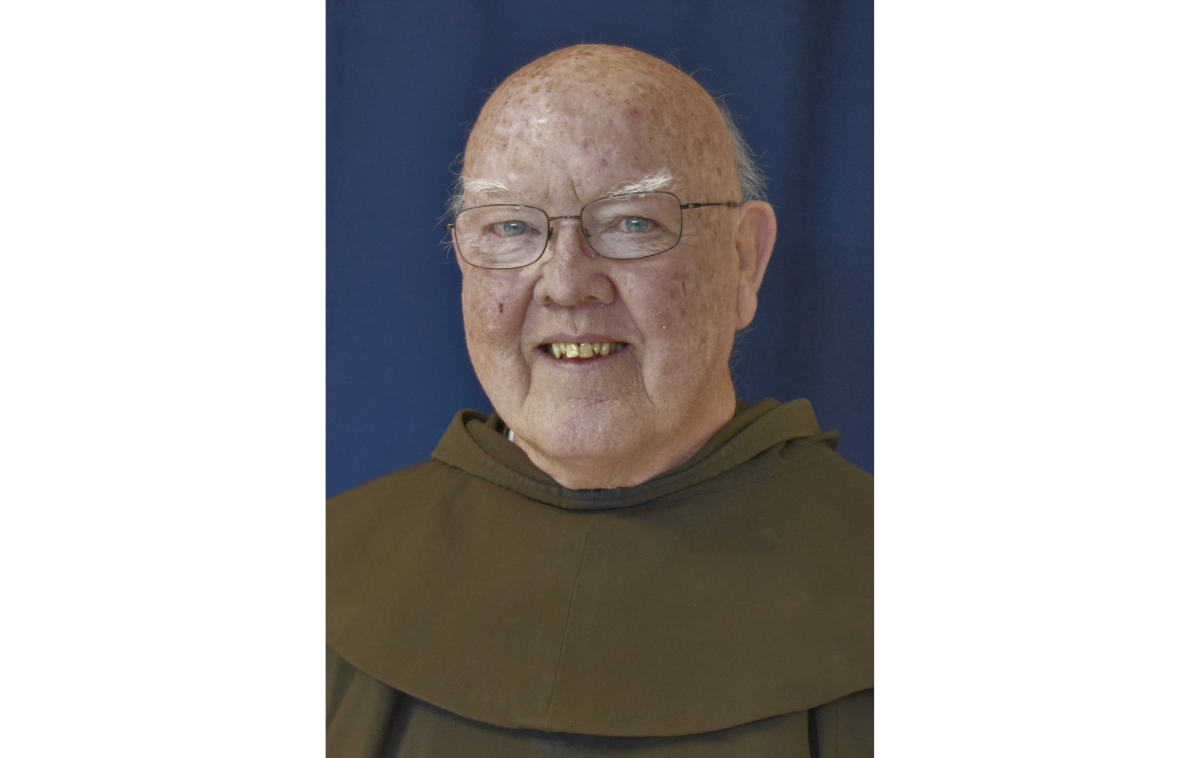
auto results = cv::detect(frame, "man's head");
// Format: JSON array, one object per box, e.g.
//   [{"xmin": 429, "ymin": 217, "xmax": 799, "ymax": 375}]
[{"xmin": 453, "ymin": 45, "xmax": 777, "ymax": 489}]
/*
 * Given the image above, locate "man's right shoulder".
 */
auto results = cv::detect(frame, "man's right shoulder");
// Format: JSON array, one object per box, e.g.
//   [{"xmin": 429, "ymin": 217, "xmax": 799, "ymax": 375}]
[
  {"xmin": 326, "ymin": 457, "xmax": 478, "ymax": 577},
  {"xmin": 327, "ymin": 457, "xmax": 468, "ymax": 516}
]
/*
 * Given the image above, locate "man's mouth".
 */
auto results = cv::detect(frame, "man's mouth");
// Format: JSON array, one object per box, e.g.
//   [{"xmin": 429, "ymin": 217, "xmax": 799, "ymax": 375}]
[{"xmin": 540, "ymin": 341, "xmax": 629, "ymax": 359}]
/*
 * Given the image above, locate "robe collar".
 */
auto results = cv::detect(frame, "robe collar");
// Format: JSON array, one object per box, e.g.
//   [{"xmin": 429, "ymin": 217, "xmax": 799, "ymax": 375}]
[{"xmin": 432, "ymin": 398, "xmax": 834, "ymax": 510}]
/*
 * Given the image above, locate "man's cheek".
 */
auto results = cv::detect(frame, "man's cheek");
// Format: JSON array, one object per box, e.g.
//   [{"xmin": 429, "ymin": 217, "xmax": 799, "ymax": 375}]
[
  {"xmin": 642, "ymin": 267, "xmax": 699, "ymax": 325},
  {"xmin": 463, "ymin": 281, "xmax": 516, "ymax": 344},
  {"xmin": 660, "ymin": 281, "xmax": 689, "ymax": 324},
  {"xmin": 465, "ymin": 310, "xmax": 510, "ymax": 350},
  {"xmin": 651, "ymin": 272, "xmax": 727, "ymax": 350}
]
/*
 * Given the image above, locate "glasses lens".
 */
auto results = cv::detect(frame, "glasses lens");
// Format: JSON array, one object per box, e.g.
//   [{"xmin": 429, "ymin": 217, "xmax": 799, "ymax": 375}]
[
  {"xmin": 581, "ymin": 193, "xmax": 683, "ymax": 259},
  {"xmin": 454, "ymin": 205, "xmax": 548, "ymax": 269}
]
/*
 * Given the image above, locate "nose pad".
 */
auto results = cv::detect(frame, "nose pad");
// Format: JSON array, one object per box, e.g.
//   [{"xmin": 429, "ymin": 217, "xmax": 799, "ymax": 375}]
[{"xmin": 547, "ymin": 226, "xmax": 590, "ymax": 240}]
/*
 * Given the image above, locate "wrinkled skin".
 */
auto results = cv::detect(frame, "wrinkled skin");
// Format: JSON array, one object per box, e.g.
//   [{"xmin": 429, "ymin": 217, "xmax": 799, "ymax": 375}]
[{"xmin": 457, "ymin": 45, "xmax": 776, "ymax": 489}]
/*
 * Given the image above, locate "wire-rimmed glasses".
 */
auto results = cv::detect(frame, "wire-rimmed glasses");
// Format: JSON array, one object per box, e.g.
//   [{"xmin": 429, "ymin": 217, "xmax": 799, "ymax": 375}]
[{"xmin": 445, "ymin": 191, "xmax": 740, "ymax": 270}]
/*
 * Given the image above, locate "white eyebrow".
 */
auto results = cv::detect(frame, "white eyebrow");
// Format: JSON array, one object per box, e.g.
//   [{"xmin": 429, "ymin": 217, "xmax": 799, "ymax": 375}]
[
  {"xmin": 608, "ymin": 169, "xmax": 678, "ymax": 196},
  {"xmin": 462, "ymin": 179, "xmax": 517, "ymax": 197},
  {"xmin": 462, "ymin": 171, "xmax": 678, "ymax": 204}
]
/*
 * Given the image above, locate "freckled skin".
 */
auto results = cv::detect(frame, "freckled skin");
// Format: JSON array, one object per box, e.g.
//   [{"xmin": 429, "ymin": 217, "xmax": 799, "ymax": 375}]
[{"xmin": 456, "ymin": 45, "xmax": 776, "ymax": 489}]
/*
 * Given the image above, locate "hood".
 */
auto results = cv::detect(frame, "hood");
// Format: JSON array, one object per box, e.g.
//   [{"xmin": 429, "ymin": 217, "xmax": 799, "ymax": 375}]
[{"xmin": 327, "ymin": 399, "xmax": 871, "ymax": 737}]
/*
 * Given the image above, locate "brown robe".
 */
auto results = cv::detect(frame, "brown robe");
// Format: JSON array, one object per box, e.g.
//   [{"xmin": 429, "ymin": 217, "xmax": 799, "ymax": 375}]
[{"xmin": 328, "ymin": 399, "xmax": 873, "ymax": 756}]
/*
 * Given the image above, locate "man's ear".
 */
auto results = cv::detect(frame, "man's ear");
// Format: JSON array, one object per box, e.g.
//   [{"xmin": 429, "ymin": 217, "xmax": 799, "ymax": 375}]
[{"xmin": 734, "ymin": 200, "xmax": 777, "ymax": 329}]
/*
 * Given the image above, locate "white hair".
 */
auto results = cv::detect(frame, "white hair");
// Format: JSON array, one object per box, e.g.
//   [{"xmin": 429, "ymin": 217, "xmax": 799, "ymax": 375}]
[
  {"xmin": 608, "ymin": 168, "xmax": 679, "ymax": 196},
  {"xmin": 714, "ymin": 97, "xmax": 768, "ymax": 203},
  {"xmin": 462, "ymin": 178, "xmax": 516, "ymax": 197}
]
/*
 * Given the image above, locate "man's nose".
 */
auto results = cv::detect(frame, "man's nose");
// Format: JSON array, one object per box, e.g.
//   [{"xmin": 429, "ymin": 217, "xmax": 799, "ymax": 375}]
[{"xmin": 533, "ymin": 218, "xmax": 616, "ymax": 308}]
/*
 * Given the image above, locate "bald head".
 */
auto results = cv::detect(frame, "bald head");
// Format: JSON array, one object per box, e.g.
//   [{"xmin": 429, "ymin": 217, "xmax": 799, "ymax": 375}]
[{"xmin": 460, "ymin": 45, "xmax": 747, "ymax": 212}]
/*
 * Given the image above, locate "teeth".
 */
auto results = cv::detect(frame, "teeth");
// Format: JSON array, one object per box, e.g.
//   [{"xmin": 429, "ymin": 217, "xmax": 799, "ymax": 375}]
[{"xmin": 546, "ymin": 341, "xmax": 625, "ymax": 359}]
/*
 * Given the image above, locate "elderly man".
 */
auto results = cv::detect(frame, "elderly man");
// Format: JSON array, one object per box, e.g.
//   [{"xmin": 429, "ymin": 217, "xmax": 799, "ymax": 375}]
[{"xmin": 328, "ymin": 45, "xmax": 872, "ymax": 757}]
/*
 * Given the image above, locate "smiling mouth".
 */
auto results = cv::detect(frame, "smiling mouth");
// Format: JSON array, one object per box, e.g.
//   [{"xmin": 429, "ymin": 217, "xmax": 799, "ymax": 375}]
[{"xmin": 541, "ymin": 341, "xmax": 629, "ymax": 359}]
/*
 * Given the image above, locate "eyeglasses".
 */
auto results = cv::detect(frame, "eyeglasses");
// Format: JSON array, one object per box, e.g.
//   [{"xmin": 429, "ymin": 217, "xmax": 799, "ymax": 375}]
[{"xmin": 445, "ymin": 191, "xmax": 740, "ymax": 270}]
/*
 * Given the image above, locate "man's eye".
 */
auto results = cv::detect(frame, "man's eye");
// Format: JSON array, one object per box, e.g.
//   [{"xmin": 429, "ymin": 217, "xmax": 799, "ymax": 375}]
[
  {"xmin": 495, "ymin": 221, "xmax": 527, "ymax": 236},
  {"xmin": 619, "ymin": 216, "xmax": 653, "ymax": 233}
]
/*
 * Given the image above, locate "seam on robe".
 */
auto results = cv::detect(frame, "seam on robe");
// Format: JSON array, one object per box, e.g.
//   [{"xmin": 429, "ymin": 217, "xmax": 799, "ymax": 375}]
[{"xmin": 543, "ymin": 520, "xmax": 596, "ymax": 728}]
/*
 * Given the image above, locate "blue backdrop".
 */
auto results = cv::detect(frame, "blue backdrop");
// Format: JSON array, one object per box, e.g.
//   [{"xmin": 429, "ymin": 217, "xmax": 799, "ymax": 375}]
[{"xmin": 327, "ymin": 0, "xmax": 873, "ymax": 497}]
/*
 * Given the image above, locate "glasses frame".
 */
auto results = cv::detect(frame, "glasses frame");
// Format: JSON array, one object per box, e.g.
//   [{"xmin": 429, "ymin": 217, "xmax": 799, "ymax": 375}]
[{"xmin": 444, "ymin": 191, "xmax": 741, "ymax": 270}]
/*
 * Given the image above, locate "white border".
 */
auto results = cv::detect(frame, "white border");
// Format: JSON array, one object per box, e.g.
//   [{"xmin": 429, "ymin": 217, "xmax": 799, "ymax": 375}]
[
  {"xmin": 1, "ymin": 2, "xmax": 324, "ymax": 755},
  {"xmin": 877, "ymin": 1, "xmax": 1199, "ymax": 754}
]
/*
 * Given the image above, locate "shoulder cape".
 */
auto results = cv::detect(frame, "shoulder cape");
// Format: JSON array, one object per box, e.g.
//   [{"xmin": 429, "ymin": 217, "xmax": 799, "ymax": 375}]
[{"xmin": 327, "ymin": 399, "xmax": 873, "ymax": 738}]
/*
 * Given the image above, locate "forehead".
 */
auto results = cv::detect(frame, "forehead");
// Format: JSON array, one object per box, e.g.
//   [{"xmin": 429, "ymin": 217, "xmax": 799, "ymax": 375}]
[{"xmin": 463, "ymin": 48, "xmax": 733, "ymax": 202}]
